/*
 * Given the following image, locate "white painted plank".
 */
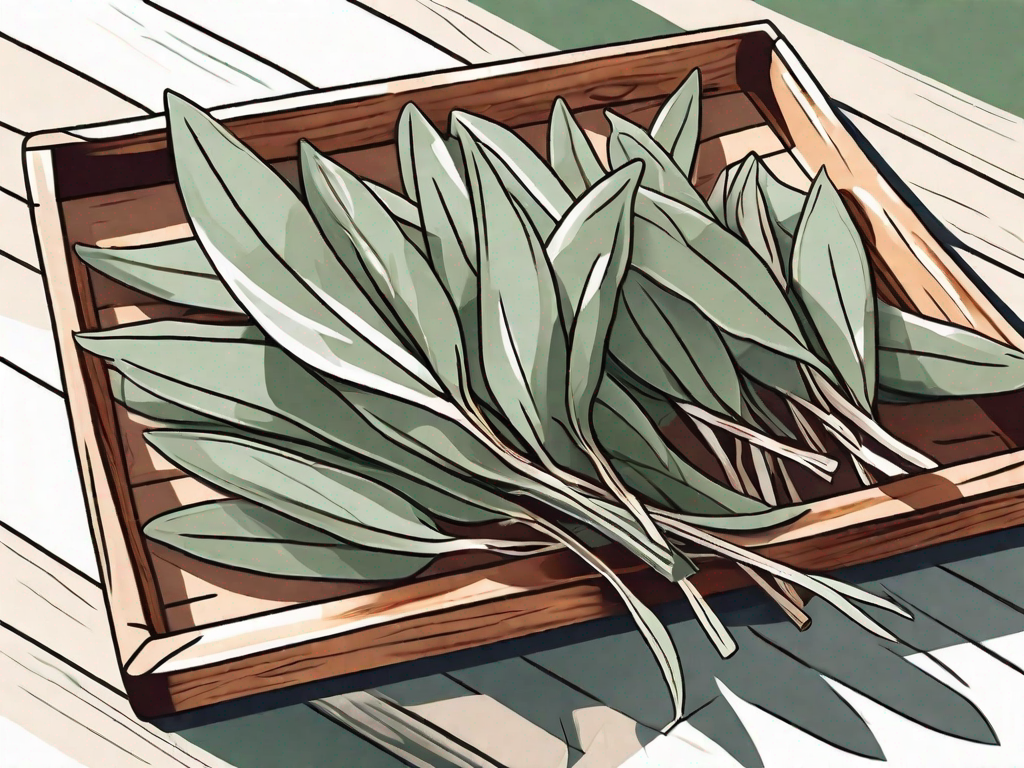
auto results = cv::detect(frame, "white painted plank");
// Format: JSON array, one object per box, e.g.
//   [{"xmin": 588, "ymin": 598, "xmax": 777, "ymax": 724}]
[
  {"xmin": 631, "ymin": 0, "xmax": 1024, "ymax": 197},
  {"xmin": 355, "ymin": 0, "xmax": 555, "ymax": 62},
  {"xmin": 847, "ymin": 114, "xmax": 1024, "ymax": 269},
  {"xmin": 0, "ymin": 522, "xmax": 120, "ymax": 688},
  {"xmin": 0, "ymin": 628, "xmax": 233, "ymax": 768},
  {"xmin": 0, "ymin": 257, "xmax": 61, "ymax": 391},
  {"xmin": 150, "ymin": 0, "xmax": 458, "ymax": 87},
  {"xmin": 0, "ymin": 0, "xmax": 307, "ymax": 110},
  {"xmin": 0, "ymin": 716, "xmax": 85, "ymax": 768},
  {"xmin": 0, "ymin": 364, "xmax": 95, "ymax": 578},
  {"xmin": 0, "ymin": 194, "xmax": 38, "ymax": 269},
  {"xmin": 0, "ymin": 35, "xmax": 149, "ymax": 132},
  {"xmin": 0, "ymin": 35, "xmax": 148, "ymax": 198}
]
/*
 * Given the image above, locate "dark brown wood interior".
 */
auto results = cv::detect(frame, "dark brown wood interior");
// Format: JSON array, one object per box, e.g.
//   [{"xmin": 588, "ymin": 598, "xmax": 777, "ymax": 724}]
[{"xmin": 50, "ymin": 29, "xmax": 1023, "ymax": 637}]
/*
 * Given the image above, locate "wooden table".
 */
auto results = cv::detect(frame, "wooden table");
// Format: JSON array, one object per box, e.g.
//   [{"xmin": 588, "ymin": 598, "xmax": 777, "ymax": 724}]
[{"xmin": 3, "ymin": 2, "xmax": 1023, "ymax": 766}]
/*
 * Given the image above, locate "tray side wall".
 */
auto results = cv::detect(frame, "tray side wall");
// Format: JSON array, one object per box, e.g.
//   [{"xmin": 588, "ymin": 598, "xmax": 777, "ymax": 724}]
[{"xmin": 27, "ymin": 149, "xmax": 166, "ymax": 705}]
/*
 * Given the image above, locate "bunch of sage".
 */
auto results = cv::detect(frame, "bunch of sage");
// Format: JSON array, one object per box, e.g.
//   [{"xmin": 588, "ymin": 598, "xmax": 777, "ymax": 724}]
[{"xmin": 74, "ymin": 72, "xmax": 1022, "ymax": 722}]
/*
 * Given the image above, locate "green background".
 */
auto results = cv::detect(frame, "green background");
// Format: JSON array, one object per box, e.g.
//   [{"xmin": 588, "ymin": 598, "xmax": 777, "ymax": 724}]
[{"xmin": 469, "ymin": 0, "xmax": 1024, "ymax": 117}]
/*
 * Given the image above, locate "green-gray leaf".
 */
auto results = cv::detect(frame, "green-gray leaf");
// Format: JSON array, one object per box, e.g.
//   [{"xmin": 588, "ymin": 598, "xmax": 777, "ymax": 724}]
[
  {"xmin": 145, "ymin": 500, "xmax": 435, "ymax": 581},
  {"xmin": 725, "ymin": 336, "xmax": 813, "ymax": 401},
  {"xmin": 649, "ymin": 70, "xmax": 701, "ymax": 178},
  {"xmin": 363, "ymin": 180, "xmax": 428, "ymax": 255},
  {"xmin": 451, "ymin": 110, "xmax": 573, "ymax": 239},
  {"xmin": 109, "ymin": 369, "xmax": 209, "ymax": 426},
  {"xmin": 630, "ymin": 188, "xmax": 826, "ymax": 378},
  {"xmin": 146, "ymin": 430, "xmax": 471, "ymax": 555},
  {"xmin": 76, "ymin": 313, "xmax": 678, "ymax": 580},
  {"xmin": 301, "ymin": 142, "xmax": 471, "ymax": 411},
  {"xmin": 466, "ymin": 139, "xmax": 574, "ymax": 469},
  {"xmin": 166, "ymin": 93, "xmax": 442, "ymax": 409},
  {"xmin": 725, "ymin": 155, "xmax": 785, "ymax": 286},
  {"xmin": 606, "ymin": 110, "xmax": 710, "ymax": 216},
  {"xmin": 76, "ymin": 240, "xmax": 242, "ymax": 314},
  {"xmin": 548, "ymin": 97, "xmax": 605, "ymax": 196},
  {"xmin": 397, "ymin": 104, "xmax": 477, "ymax": 304},
  {"xmin": 610, "ymin": 275, "xmax": 744, "ymax": 419},
  {"xmin": 877, "ymin": 301, "xmax": 1024, "ymax": 398},
  {"xmin": 594, "ymin": 377, "xmax": 764, "ymax": 518},
  {"xmin": 76, "ymin": 321, "xmax": 506, "ymax": 492},
  {"xmin": 791, "ymin": 169, "xmax": 876, "ymax": 411},
  {"xmin": 557, "ymin": 165, "xmax": 642, "ymax": 448},
  {"xmin": 116, "ymin": 365, "xmax": 512, "ymax": 525}
]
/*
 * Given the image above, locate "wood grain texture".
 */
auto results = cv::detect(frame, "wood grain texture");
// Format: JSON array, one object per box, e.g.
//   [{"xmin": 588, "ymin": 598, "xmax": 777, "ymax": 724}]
[
  {"xmin": 0, "ymin": 523, "xmax": 119, "ymax": 686},
  {"xmin": 2, "ymin": 0, "xmax": 306, "ymax": 111},
  {"xmin": 356, "ymin": 0, "xmax": 556, "ymax": 62},
  {"xmin": 0, "ymin": 529, "xmax": 230, "ymax": 768},
  {"xmin": 0, "ymin": 364, "xmax": 97, "ymax": 578},
  {"xmin": 0, "ymin": 193, "xmax": 40, "ymax": 269},
  {"xmin": 150, "ymin": 0, "xmax": 460, "ymax": 84},
  {"xmin": 0, "ymin": 628, "xmax": 234, "ymax": 768},
  {"xmin": 0, "ymin": 508, "xmax": 675, "ymax": 767},
  {"xmin": 0, "ymin": 35, "xmax": 148, "ymax": 198},
  {"xmin": 633, "ymin": 0, "xmax": 1024, "ymax": 196},
  {"xmin": 28, "ymin": 149, "xmax": 166, "ymax": 656},
  {"xmin": 310, "ymin": 692, "xmax": 509, "ymax": 768}
]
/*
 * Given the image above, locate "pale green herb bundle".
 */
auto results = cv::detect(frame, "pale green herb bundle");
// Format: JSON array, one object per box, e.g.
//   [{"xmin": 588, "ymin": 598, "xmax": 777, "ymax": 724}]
[{"xmin": 75, "ymin": 71, "xmax": 1024, "ymax": 723}]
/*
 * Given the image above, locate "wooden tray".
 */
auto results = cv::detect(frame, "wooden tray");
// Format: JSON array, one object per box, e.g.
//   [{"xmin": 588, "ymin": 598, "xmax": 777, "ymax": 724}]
[{"xmin": 27, "ymin": 22, "xmax": 1024, "ymax": 720}]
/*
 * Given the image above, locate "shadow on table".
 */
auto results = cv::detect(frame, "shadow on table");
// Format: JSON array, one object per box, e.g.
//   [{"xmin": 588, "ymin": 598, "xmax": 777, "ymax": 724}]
[{"xmin": 166, "ymin": 526, "xmax": 1024, "ymax": 767}]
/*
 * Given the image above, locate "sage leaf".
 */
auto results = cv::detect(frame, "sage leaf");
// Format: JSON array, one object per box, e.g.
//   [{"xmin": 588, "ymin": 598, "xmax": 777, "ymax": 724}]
[
  {"xmin": 726, "ymin": 155, "xmax": 785, "ymax": 286},
  {"xmin": 298, "ymin": 141, "xmax": 418, "ymax": 354},
  {"xmin": 465, "ymin": 139, "xmax": 575, "ymax": 470},
  {"xmin": 166, "ymin": 93, "xmax": 443, "ymax": 410},
  {"xmin": 527, "ymin": 517, "xmax": 686, "ymax": 721},
  {"xmin": 631, "ymin": 188, "xmax": 826, "ymax": 377},
  {"xmin": 363, "ymin": 180, "xmax": 427, "ymax": 253},
  {"xmin": 791, "ymin": 169, "xmax": 876, "ymax": 412},
  {"xmin": 553, "ymin": 164, "xmax": 642, "ymax": 443},
  {"xmin": 606, "ymin": 110, "xmax": 710, "ymax": 216},
  {"xmin": 81, "ymin": 320, "xmax": 677, "ymax": 576},
  {"xmin": 553, "ymin": 162, "xmax": 672, "ymax": 550},
  {"xmin": 548, "ymin": 97, "xmax": 605, "ymax": 196},
  {"xmin": 610, "ymin": 275, "xmax": 744, "ymax": 420},
  {"xmin": 77, "ymin": 322, "xmax": 506, "ymax": 491},
  {"xmin": 109, "ymin": 369, "xmax": 218, "ymax": 427},
  {"xmin": 706, "ymin": 163, "xmax": 738, "ymax": 226},
  {"xmin": 76, "ymin": 240, "xmax": 242, "ymax": 314},
  {"xmin": 146, "ymin": 430, "xmax": 470, "ymax": 555},
  {"xmin": 145, "ymin": 500, "xmax": 433, "ymax": 581},
  {"xmin": 725, "ymin": 336, "xmax": 814, "ymax": 401},
  {"xmin": 876, "ymin": 301, "xmax": 1024, "ymax": 397},
  {"xmin": 118, "ymin": 367, "xmax": 513, "ymax": 525},
  {"xmin": 396, "ymin": 106, "xmax": 524, "ymax": 443},
  {"xmin": 397, "ymin": 104, "xmax": 477, "ymax": 303},
  {"xmin": 451, "ymin": 110, "xmax": 572, "ymax": 239},
  {"xmin": 649, "ymin": 70, "xmax": 701, "ymax": 177},
  {"xmin": 301, "ymin": 142, "xmax": 471, "ymax": 411},
  {"xmin": 594, "ymin": 378, "xmax": 768, "ymax": 519}
]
